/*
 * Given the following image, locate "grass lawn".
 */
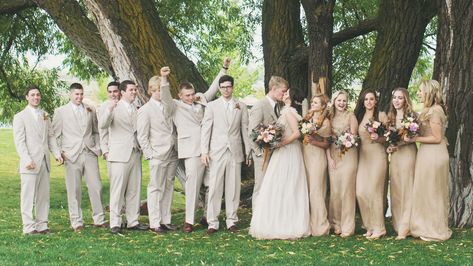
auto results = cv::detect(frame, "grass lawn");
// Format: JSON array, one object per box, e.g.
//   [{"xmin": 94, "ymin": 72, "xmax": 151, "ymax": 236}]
[{"xmin": 0, "ymin": 128, "xmax": 471, "ymax": 265}]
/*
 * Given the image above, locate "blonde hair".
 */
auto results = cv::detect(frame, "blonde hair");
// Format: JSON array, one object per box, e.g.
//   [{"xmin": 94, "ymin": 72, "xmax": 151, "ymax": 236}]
[
  {"xmin": 328, "ymin": 90, "xmax": 349, "ymax": 120},
  {"xmin": 387, "ymin": 87, "xmax": 416, "ymax": 126},
  {"xmin": 268, "ymin": 76, "xmax": 289, "ymax": 90},
  {"xmin": 419, "ymin": 80, "xmax": 446, "ymax": 110},
  {"xmin": 147, "ymin": 75, "xmax": 161, "ymax": 95}
]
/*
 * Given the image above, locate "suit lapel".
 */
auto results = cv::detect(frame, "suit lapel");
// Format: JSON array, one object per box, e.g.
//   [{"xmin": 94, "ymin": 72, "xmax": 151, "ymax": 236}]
[
  {"xmin": 228, "ymin": 100, "xmax": 238, "ymax": 128},
  {"xmin": 264, "ymin": 98, "xmax": 278, "ymax": 122},
  {"xmin": 26, "ymin": 108, "xmax": 43, "ymax": 140},
  {"xmin": 69, "ymin": 103, "xmax": 85, "ymax": 134},
  {"xmin": 151, "ymin": 101, "xmax": 172, "ymax": 131}
]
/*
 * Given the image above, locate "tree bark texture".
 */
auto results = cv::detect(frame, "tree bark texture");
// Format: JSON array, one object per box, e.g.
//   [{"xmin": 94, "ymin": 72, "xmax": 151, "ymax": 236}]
[
  {"xmin": 434, "ymin": 0, "xmax": 473, "ymax": 228},
  {"xmin": 361, "ymin": 0, "xmax": 438, "ymax": 111},
  {"xmin": 83, "ymin": 0, "xmax": 207, "ymax": 101},
  {"xmin": 262, "ymin": 0, "xmax": 307, "ymax": 99},
  {"xmin": 301, "ymin": 0, "xmax": 335, "ymax": 97}
]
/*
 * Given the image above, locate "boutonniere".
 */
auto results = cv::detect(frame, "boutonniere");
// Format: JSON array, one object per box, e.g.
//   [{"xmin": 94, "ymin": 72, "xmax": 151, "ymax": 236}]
[
  {"xmin": 86, "ymin": 106, "xmax": 92, "ymax": 112},
  {"xmin": 235, "ymin": 103, "xmax": 241, "ymax": 110},
  {"xmin": 195, "ymin": 96, "xmax": 201, "ymax": 102},
  {"xmin": 43, "ymin": 112, "xmax": 49, "ymax": 121}
]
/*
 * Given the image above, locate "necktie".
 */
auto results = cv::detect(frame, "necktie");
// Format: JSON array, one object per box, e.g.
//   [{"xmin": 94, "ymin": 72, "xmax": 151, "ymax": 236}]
[
  {"xmin": 274, "ymin": 103, "xmax": 280, "ymax": 118},
  {"xmin": 225, "ymin": 102, "xmax": 231, "ymax": 123}
]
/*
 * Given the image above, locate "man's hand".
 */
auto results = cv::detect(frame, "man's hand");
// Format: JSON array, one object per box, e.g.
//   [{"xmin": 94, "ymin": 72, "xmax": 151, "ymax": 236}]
[
  {"xmin": 56, "ymin": 156, "xmax": 64, "ymax": 165},
  {"xmin": 108, "ymin": 98, "xmax": 118, "ymax": 111},
  {"xmin": 160, "ymin": 66, "xmax": 171, "ymax": 78},
  {"xmin": 103, "ymin": 152, "xmax": 108, "ymax": 160},
  {"xmin": 223, "ymin": 57, "xmax": 231, "ymax": 69},
  {"xmin": 201, "ymin": 153, "xmax": 210, "ymax": 167},
  {"xmin": 25, "ymin": 161, "xmax": 36, "ymax": 170},
  {"xmin": 246, "ymin": 158, "xmax": 252, "ymax": 166}
]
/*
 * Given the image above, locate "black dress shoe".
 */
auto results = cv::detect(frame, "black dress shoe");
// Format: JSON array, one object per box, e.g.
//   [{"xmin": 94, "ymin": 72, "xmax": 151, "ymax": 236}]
[
  {"xmin": 111, "ymin": 227, "xmax": 121, "ymax": 234},
  {"xmin": 150, "ymin": 227, "xmax": 166, "ymax": 234},
  {"xmin": 160, "ymin": 223, "xmax": 177, "ymax": 231},
  {"xmin": 128, "ymin": 223, "xmax": 149, "ymax": 231},
  {"xmin": 199, "ymin": 217, "xmax": 209, "ymax": 227}
]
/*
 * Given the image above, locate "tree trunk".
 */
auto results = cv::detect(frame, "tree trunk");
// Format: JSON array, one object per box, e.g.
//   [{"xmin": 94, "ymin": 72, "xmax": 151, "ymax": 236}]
[
  {"xmin": 262, "ymin": 0, "xmax": 307, "ymax": 98},
  {"xmin": 301, "ymin": 0, "xmax": 335, "ymax": 97},
  {"xmin": 83, "ymin": 0, "xmax": 207, "ymax": 101},
  {"xmin": 433, "ymin": 0, "xmax": 473, "ymax": 228},
  {"xmin": 361, "ymin": 0, "xmax": 438, "ymax": 111}
]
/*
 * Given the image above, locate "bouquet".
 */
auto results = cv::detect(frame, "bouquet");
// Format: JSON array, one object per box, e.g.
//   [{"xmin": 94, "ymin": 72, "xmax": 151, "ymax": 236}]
[
  {"xmin": 364, "ymin": 118, "xmax": 386, "ymax": 138},
  {"xmin": 298, "ymin": 119, "xmax": 322, "ymax": 144},
  {"xmin": 250, "ymin": 123, "xmax": 284, "ymax": 150},
  {"xmin": 333, "ymin": 131, "xmax": 360, "ymax": 157},
  {"xmin": 399, "ymin": 115, "xmax": 419, "ymax": 139},
  {"xmin": 383, "ymin": 126, "xmax": 401, "ymax": 151}
]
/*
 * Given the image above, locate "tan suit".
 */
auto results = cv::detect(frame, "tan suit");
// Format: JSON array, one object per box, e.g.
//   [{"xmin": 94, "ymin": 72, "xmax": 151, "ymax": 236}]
[
  {"xmin": 161, "ymin": 70, "xmax": 225, "ymax": 225},
  {"xmin": 137, "ymin": 87, "xmax": 178, "ymax": 229},
  {"xmin": 201, "ymin": 97, "xmax": 250, "ymax": 229},
  {"xmin": 248, "ymin": 96, "xmax": 278, "ymax": 208},
  {"xmin": 99, "ymin": 99, "xmax": 142, "ymax": 228},
  {"xmin": 52, "ymin": 102, "xmax": 105, "ymax": 228},
  {"xmin": 13, "ymin": 106, "xmax": 60, "ymax": 233}
]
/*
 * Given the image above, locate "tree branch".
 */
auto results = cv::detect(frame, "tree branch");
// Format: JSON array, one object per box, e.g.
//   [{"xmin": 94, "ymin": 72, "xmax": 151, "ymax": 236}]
[
  {"xmin": 0, "ymin": 0, "xmax": 35, "ymax": 15},
  {"xmin": 332, "ymin": 17, "xmax": 379, "ymax": 46},
  {"xmin": 0, "ymin": 64, "xmax": 23, "ymax": 102}
]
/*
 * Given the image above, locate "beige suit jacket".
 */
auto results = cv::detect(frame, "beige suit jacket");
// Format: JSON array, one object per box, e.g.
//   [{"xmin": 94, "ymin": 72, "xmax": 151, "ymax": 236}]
[
  {"xmin": 52, "ymin": 102, "xmax": 101, "ymax": 162},
  {"xmin": 137, "ymin": 92, "xmax": 177, "ymax": 161},
  {"xmin": 97, "ymin": 101, "xmax": 110, "ymax": 154},
  {"xmin": 13, "ymin": 107, "xmax": 60, "ymax": 174},
  {"xmin": 161, "ymin": 69, "xmax": 225, "ymax": 159},
  {"xmin": 98, "ymin": 99, "xmax": 140, "ymax": 162},
  {"xmin": 201, "ymin": 97, "xmax": 250, "ymax": 163},
  {"xmin": 248, "ymin": 97, "xmax": 278, "ymax": 152}
]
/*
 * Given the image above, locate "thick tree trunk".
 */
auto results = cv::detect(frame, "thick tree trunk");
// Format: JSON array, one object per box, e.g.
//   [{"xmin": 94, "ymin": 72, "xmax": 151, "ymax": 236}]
[
  {"xmin": 434, "ymin": 0, "xmax": 473, "ymax": 228},
  {"xmin": 361, "ymin": 0, "xmax": 438, "ymax": 111},
  {"xmin": 262, "ymin": 0, "xmax": 307, "ymax": 98},
  {"xmin": 83, "ymin": 0, "xmax": 207, "ymax": 101},
  {"xmin": 301, "ymin": 0, "xmax": 335, "ymax": 97}
]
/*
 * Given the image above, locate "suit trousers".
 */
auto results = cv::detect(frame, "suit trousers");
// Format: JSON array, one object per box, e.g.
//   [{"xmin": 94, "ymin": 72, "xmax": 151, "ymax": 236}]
[
  {"xmin": 147, "ymin": 158, "xmax": 177, "ymax": 228},
  {"xmin": 251, "ymin": 153, "xmax": 269, "ymax": 209},
  {"xmin": 109, "ymin": 150, "xmax": 142, "ymax": 228},
  {"xmin": 207, "ymin": 150, "xmax": 241, "ymax": 230},
  {"xmin": 20, "ymin": 157, "xmax": 49, "ymax": 233},
  {"xmin": 184, "ymin": 157, "xmax": 209, "ymax": 224},
  {"xmin": 64, "ymin": 149, "xmax": 105, "ymax": 228}
]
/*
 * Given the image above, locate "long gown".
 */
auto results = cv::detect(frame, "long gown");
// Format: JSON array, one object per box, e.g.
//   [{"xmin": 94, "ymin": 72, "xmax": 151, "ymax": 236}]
[
  {"xmin": 328, "ymin": 111, "xmax": 358, "ymax": 236},
  {"xmin": 410, "ymin": 105, "xmax": 452, "ymax": 241},
  {"xmin": 356, "ymin": 113, "xmax": 388, "ymax": 235},
  {"xmin": 249, "ymin": 107, "xmax": 310, "ymax": 239},
  {"xmin": 390, "ymin": 117, "xmax": 417, "ymax": 236},
  {"xmin": 302, "ymin": 114, "xmax": 330, "ymax": 236}
]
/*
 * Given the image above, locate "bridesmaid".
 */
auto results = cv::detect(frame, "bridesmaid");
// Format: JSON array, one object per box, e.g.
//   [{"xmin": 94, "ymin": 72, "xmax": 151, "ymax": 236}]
[
  {"xmin": 326, "ymin": 91, "xmax": 358, "ymax": 237},
  {"xmin": 405, "ymin": 80, "xmax": 452, "ymax": 241},
  {"xmin": 302, "ymin": 93, "xmax": 331, "ymax": 236},
  {"xmin": 354, "ymin": 89, "xmax": 388, "ymax": 239},
  {"xmin": 386, "ymin": 88, "xmax": 417, "ymax": 240}
]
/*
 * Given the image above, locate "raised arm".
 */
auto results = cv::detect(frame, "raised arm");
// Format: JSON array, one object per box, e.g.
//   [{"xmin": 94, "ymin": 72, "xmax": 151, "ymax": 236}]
[
  {"xmin": 98, "ymin": 100, "xmax": 116, "ymax": 129},
  {"xmin": 202, "ymin": 57, "xmax": 231, "ymax": 102},
  {"xmin": 159, "ymin": 66, "xmax": 176, "ymax": 117}
]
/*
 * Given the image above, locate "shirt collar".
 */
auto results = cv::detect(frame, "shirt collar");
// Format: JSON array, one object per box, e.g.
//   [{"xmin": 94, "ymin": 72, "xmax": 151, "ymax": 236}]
[{"xmin": 266, "ymin": 95, "xmax": 276, "ymax": 109}]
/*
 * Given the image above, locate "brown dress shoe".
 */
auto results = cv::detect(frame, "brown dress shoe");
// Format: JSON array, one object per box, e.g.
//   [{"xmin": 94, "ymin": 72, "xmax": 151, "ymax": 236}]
[
  {"xmin": 207, "ymin": 228, "xmax": 218, "ymax": 235},
  {"xmin": 160, "ymin": 224, "xmax": 177, "ymax": 231},
  {"xmin": 182, "ymin": 223, "xmax": 193, "ymax": 233},
  {"xmin": 228, "ymin": 225, "xmax": 239, "ymax": 233},
  {"xmin": 37, "ymin": 229, "xmax": 51, "ymax": 234},
  {"xmin": 150, "ymin": 227, "xmax": 166, "ymax": 234},
  {"xmin": 199, "ymin": 217, "xmax": 209, "ymax": 227},
  {"xmin": 74, "ymin": 226, "xmax": 85, "ymax": 233},
  {"xmin": 93, "ymin": 222, "xmax": 109, "ymax": 228}
]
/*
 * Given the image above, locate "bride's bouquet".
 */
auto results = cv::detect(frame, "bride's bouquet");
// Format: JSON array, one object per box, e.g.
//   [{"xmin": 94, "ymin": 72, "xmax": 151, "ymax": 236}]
[
  {"xmin": 364, "ymin": 118, "xmax": 386, "ymax": 138},
  {"xmin": 399, "ymin": 114, "xmax": 419, "ymax": 139},
  {"xmin": 298, "ymin": 119, "xmax": 322, "ymax": 144},
  {"xmin": 250, "ymin": 123, "xmax": 284, "ymax": 150},
  {"xmin": 333, "ymin": 131, "xmax": 360, "ymax": 157}
]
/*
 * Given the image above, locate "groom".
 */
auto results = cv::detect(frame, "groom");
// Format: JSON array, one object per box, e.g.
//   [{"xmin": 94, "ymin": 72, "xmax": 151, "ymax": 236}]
[
  {"xmin": 201, "ymin": 75, "xmax": 251, "ymax": 234},
  {"xmin": 248, "ymin": 76, "xmax": 288, "ymax": 208}
]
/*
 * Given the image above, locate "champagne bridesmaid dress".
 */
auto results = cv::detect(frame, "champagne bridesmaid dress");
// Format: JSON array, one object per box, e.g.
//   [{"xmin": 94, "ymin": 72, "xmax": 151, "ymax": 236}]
[
  {"xmin": 328, "ymin": 111, "xmax": 358, "ymax": 236},
  {"xmin": 302, "ymin": 114, "xmax": 331, "ymax": 236},
  {"xmin": 356, "ymin": 113, "xmax": 388, "ymax": 236},
  {"xmin": 410, "ymin": 105, "xmax": 452, "ymax": 241},
  {"xmin": 389, "ymin": 118, "xmax": 417, "ymax": 237}
]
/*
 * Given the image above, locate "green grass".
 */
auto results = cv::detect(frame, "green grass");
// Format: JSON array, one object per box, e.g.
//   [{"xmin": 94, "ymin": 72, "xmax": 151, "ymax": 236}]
[{"xmin": 0, "ymin": 128, "xmax": 472, "ymax": 265}]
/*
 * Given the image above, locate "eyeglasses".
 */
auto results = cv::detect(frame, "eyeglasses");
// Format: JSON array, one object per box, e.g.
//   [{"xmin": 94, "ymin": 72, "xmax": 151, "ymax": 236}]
[{"xmin": 220, "ymin": 86, "xmax": 233, "ymax": 90}]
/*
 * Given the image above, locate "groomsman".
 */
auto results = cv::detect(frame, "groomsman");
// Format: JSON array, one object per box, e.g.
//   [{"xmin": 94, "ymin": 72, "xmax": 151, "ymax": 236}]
[
  {"xmin": 13, "ymin": 86, "xmax": 63, "ymax": 234},
  {"xmin": 98, "ymin": 81, "xmax": 120, "ymax": 161},
  {"xmin": 99, "ymin": 80, "xmax": 148, "ymax": 234},
  {"xmin": 248, "ymin": 76, "xmax": 288, "ymax": 208},
  {"xmin": 137, "ymin": 67, "xmax": 178, "ymax": 233},
  {"xmin": 201, "ymin": 75, "xmax": 251, "ymax": 234},
  {"xmin": 161, "ymin": 58, "xmax": 230, "ymax": 233},
  {"xmin": 52, "ymin": 83, "xmax": 106, "ymax": 232}
]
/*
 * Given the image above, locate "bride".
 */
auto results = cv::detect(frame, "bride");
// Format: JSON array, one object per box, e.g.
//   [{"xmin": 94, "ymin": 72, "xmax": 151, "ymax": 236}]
[{"xmin": 249, "ymin": 89, "xmax": 310, "ymax": 240}]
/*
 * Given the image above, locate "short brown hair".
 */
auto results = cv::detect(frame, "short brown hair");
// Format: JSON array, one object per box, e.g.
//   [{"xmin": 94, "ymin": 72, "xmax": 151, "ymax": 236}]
[
  {"xmin": 179, "ymin": 81, "xmax": 194, "ymax": 92},
  {"xmin": 25, "ymin": 85, "xmax": 41, "ymax": 96},
  {"xmin": 69, "ymin": 83, "xmax": 83, "ymax": 91},
  {"xmin": 268, "ymin": 76, "xmax": 288, "ymax": 90}
]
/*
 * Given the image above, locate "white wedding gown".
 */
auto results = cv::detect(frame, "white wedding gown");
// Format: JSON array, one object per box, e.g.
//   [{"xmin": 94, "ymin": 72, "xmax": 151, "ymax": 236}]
[{"xmin": 250, "ymin": 107, "xmax": 310, "ymax": 239}]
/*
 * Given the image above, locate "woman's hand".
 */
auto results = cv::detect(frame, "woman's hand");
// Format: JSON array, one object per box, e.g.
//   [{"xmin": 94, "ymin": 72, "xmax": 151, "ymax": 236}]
[{"xmin": 370, "ymin": 133, "xmax": 379, "ymax": 141}]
